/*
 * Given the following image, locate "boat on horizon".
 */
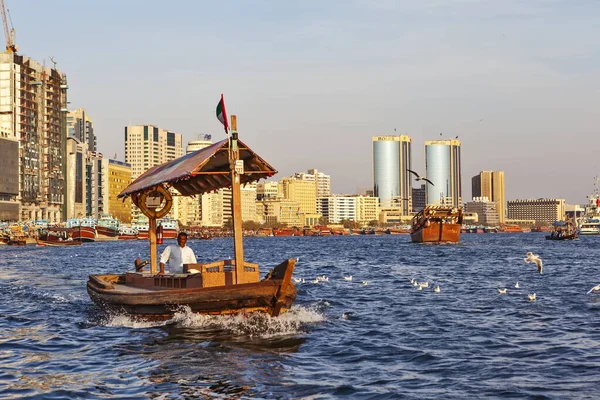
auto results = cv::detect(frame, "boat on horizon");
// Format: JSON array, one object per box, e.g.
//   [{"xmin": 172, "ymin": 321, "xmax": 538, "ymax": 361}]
[{"xmin": 410, "ymin": 205, "xmax": 463, "ymax": 243}]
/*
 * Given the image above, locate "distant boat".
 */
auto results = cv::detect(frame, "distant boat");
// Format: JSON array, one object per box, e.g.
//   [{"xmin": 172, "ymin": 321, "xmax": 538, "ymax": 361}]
[
  {"xmin": 410, "ymin": 205, "xmax": 463, "ymax": 243},
  {"xmin": 546, "ymin": 221, "xmax": 578, "ymax": 241},
  {"xmin": 579, "ymin": 218, "xmax": 600, "ymax": 235}
]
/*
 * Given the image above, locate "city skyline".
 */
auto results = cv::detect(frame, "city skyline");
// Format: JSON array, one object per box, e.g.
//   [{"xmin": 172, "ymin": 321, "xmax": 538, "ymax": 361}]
[{"xmin": 11, "ymin": 0, "xmax": 600, "ymax": 204}]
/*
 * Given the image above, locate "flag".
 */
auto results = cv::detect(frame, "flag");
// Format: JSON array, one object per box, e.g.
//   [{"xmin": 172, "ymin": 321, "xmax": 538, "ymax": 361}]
[{"xmin": 216, "ymin": 94, "xmax": 229, "ymax": 134}]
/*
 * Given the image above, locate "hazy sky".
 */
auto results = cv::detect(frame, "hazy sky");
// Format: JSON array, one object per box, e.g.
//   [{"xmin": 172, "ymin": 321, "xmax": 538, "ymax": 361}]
[{"xmin": 12, "ymin": 0, "xmax": 600, "ymax": 204}]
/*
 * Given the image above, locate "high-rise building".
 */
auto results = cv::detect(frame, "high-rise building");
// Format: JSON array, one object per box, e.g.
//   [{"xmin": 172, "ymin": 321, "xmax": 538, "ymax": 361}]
[
  {"xmin": 66, "ymin": 137, "xmax": 88, "ymax": 219},
  {"xmin": 67, "ymin": 108, "xmax": 96, "ymax": 151},
  {"xmin": 0, "ymin": 52, "xmax": 68, "ymax": 222},
  {"xmin": 472, "ymin": 171, "xmax": 505, "ymax": 223},
  {"xmin": 257, "ymin": 181, "xmax": 279, "ymax": 200},
  {"xmin": 100, "ymin": 158, "xmax": 132, "ymax": 223},
  {"xmin": 124, "ymin": 125, "xmax": 183, "ymax": 180},
  {"xmin": 411, "ymin": 184, "xmax": 426, "ymax": 212},
  {"xmin": 67, "ymin": 108, "xmax": 102, "ymax": 218},
  {"xmin": 294, "ymin": 169, "xmax": 331, "ymax": 198},
  {"xmin": 279, "ymin": 177, "xmax": 317, "ymax": 214},
  {"xmin": 424, "ymin": 139, "xmax": 461, "ymax": 207},
  {"xmin": 372, "ymin": 135, "xmax": 412, "ymax": 214}
]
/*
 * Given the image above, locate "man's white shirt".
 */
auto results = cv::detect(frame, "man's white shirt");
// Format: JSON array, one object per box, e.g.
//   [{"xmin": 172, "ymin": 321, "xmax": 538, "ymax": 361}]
[{"xmin": 160, "ymin": 245, "xmax": 197, "ymax": 273}]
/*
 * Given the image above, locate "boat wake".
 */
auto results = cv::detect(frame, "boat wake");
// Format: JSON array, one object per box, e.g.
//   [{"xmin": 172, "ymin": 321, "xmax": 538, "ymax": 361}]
[{"xmin": 100, "ymin": 305, "xmax": 325, "ymax": 337}]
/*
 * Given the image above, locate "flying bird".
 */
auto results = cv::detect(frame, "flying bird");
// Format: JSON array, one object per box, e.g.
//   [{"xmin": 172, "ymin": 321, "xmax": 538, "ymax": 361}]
[
  {"xmin": 587, "ymin": 284, "xmax": 600, "ymax": 294},
  {"xmin": 497, "ymin": 288, "xmax": 507, "ymax": 294},
  {"xmin": 434, "ymin": 285, "xmax": 441, "ymax": 293},
  {"xmin": 407, "ymin": 169, "xmax": 434, "ymax": 186},
  {"xmin": 528, "ymin": 293, "xmax": 536, "ymax": 301},
  {"xmin": 515, "ymin": 282, "xmax": 520, "ymax": 289},
  {"xmin": 524, "ymin": 252, "xmax": 543, "ymax": 274},
  {"xmin": 344, "ymin": 275, "xmax": 353, "ymax": 281}
]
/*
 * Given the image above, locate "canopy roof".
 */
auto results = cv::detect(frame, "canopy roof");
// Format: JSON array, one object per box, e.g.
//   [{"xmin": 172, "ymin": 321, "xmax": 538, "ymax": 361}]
[{"xmin": 118, "ymin": 138, "xmax": 276, "ymax": 199}]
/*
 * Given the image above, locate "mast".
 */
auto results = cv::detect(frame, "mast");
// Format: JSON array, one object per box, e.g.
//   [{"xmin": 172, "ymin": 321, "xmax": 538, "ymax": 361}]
[{"xmin": 229, "ymin": 115, "xmax": 245, "ymax": 283}]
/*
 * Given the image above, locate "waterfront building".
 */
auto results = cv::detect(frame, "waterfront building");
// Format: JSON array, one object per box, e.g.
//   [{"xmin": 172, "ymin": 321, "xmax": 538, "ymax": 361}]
[
  {"xmin": 507, "ymin": 198, "xmax": 566, "ymax": 226},
  {"xmin": 256, "ymin": 197, "xmax": 302, "ymax": 226},
  {"xmin": 464, "ymin": 197, "xmax": 500, "ymax": 226},
  {"xmin": 356, "ymin": 196, "xmax": 379, "ymax": 226},
  {"xmin": 257, "ymin": 181, "xmax": 279, "ymax": 200},
  {"xmin": 279, "ymin": 177, "xmax": 317, "ymax": 214},
  {"xmin": 0, "ymin": 52, "xmax": 68, "ymax": 222},
  {"xmin": 424, "ymin": 139, "xmax": 462, "ymax": 207},
  {"xmin": 293, "ymin": 169, "xmax": 331, "ymax": 198},
  {"xmin": 318, "ymin": 195, "xmax": 357, "ymax": 224},
  {"xmin": 472, "ymin": 171, "xmax": 505, "ymax": 223},
  {"xmin": 372, "ymin": 135, "xmax": 412, "ymax": 213},
  {"xmin": 99, "ymin": 158, "xmax": 132, "ymax": 223}
]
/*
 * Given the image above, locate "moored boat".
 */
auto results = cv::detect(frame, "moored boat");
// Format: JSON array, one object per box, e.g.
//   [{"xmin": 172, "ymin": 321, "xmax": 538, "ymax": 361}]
[
  {"xmin": 36, "ymin": 238, "xmax": 81, "ymax": 246},
  {"xmin": 410, "ymin": 205, "xmax": 463, "ymax": 243},
  {"xmin": 96, "ymin": 214, "xmax": 120, "ymax": 238},
  {"xmin": 87, "ymin": 111, "xmax": 297, "ymax": 319}
]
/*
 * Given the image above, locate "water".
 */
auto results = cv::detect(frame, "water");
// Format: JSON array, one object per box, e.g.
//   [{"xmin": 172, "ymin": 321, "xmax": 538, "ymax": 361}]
[{"xmin": 2, "ymin": 234, "xmax": 600, "ymax": 399}]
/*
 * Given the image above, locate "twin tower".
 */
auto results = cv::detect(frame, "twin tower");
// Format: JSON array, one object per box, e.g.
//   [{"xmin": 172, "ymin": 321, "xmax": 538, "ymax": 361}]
[{"xmin": 372, "ymin": 136, "xmax": 462, "ymax": 215}]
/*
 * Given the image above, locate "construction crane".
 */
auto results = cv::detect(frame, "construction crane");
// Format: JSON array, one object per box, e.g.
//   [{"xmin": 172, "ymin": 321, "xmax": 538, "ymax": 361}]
[{"xmin": 0, "ymin": 0, "xmax": 17, "ymax": 53}]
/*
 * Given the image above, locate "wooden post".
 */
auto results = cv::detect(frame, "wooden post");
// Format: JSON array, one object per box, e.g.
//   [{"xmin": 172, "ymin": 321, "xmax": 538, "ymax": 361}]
[
  {"xmin": 149, "ymin": 217, "xmax": 157, "ymax": 274},
  {"xmin": 230, "ymin": 115, "xmax": 244, "ymax": 284}
]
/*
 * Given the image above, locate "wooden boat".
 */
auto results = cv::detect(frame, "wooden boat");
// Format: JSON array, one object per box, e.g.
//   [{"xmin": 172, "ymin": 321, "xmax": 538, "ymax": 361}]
[
  {"xmin": 87, "ymin": 113, "xmax": 297, "ymax": 319},
  {"xmin": 36, "ymin": 239, "xmax": 81, "ymax": 247},
  {"xmin": 410, "ymin": 205, "xmax": 463, "ymax": 243},
  {"xmin": 498, "ymin": 224, "xmax": 524, "ymax": 233},
  {"xmin": 7, "ymin": 237, "xmax": 27, "ymax": 246},
  {"xmin": 546, "ymin": 221, "xmax": 578, "ymax": 241}
]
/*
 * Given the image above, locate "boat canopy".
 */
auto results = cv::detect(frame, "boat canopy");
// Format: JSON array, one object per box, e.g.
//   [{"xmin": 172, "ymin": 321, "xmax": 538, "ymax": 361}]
[
  {"xmin": 118, "ymin": 139, "xmax": 276, "ymax": 199},
  {"xmin": 552, "ymin": 221, "xmax": 573, "ymax": 227}
]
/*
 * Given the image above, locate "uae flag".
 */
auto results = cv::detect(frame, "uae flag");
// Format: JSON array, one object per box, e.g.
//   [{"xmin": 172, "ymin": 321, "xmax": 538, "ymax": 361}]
[{"xmin": 216, "ymin": 94, "xmax": 229, "ymax": 134}]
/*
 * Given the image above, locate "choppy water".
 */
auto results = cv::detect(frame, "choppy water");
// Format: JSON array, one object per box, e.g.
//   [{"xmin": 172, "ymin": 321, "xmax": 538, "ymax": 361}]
[{"xmin": 2, "ymin": 234, "xmax": 600, "ymax": 399}]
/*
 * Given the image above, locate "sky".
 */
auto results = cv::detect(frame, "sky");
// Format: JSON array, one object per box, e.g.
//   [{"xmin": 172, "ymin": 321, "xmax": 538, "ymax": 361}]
[{"xmin": 10, "ymin": 0, "xmax": 600, "ymax": 204}]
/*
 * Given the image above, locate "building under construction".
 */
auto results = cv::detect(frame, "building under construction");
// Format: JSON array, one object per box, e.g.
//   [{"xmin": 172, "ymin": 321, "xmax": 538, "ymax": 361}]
[{"xmin": 0, "ymin": 52, "xmax": 68, "ymax": 222}]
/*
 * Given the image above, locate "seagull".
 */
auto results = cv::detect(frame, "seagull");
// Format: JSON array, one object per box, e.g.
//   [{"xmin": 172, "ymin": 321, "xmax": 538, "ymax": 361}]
[
  {"xmin": 498, "ymin": 288, "xmax": 507, "ymax": 294},
  {"xmin": 528, "ymin": 293, "xmax": 536, "ymax": 301},
  {"xmin": 293, "ymin": 277, "xmax": 303, "ymax": 283},
  {"xmin": 524, "ymin": 252, "xmax": 543, "ymax": 274},
  {"xmin": 515, "ymin": 282, "xmax": 520, "ymax": 289},
  {"xmin": 363, "ymin": 281, "xmax": 368, "ymax": 286},
  {"xmin": 434, "ymin": 285, "xmax": 441, "ymax": 293},
  {"xmin": 344, "ymin": 275, "xmax": 353, "ymax": 281},
  {"xmin": 407, "ymin": 169, "xmax": 434, "ymax": 186},
  {"xmin": 587, "ymin": 284, "xmax": 600, "ymax": 294},
  {"xmin": 310, "ymin": 279, "xmax": 319, "ymax": 284},
  {"xmin": 419, "ymin": 281, "xmax": 429, "ymax": 288}
]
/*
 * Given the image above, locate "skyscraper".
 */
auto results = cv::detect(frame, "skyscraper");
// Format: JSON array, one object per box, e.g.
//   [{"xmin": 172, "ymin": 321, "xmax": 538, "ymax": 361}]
[
  {"xmin": 424, "ymin": 139, "xmax": 462, "ymax": 207},
  {"xmin": 0, "ymin": 52, "xmax": 68, "ymax": 222},
  {"xmin": 472, "ymin": 171, "xmax": 505, "ymax": 223},
  {"xmin": 372, "ymin": 135, "xmax": 412, "ymax": 214}
]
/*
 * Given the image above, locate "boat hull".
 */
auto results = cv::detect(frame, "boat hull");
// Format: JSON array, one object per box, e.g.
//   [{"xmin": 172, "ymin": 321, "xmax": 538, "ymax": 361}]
[
  {"xmin": 411, "ymin": 222, "xmax": 461, "ymax": 243},
  {"xmin": 36, "ymin": 239, "xmax": 81, "ymax": 246},
  {"xmin": 73, "ymin": 226, "xmax": 96, "ymax": 242},
  {"xmin": 87, "ymin": 259, "xmax": 297, "ymax": 319}
]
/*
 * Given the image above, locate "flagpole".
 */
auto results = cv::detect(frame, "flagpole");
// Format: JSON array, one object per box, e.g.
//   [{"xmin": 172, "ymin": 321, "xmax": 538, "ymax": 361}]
[{"xmin": 229, "ymin": 115, "xmax": 245, "ymax": 284}]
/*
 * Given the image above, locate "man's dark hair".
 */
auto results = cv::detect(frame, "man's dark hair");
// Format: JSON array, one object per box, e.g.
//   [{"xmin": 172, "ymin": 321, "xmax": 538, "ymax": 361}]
[{"xmin": 177, "ymin": 232, "xmax": 188, "ymax": 239}]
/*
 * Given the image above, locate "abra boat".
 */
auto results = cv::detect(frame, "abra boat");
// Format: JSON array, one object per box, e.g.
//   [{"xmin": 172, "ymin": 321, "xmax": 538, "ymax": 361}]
[
  {"xmin": 546, "ymin": 221, "xmax": 578, "ymax": 241},
  {"xmin": 87, "ymin": 112, "xmax": 296, "ymax": 319},
  {"xmin": 410, "ymin": 205, "xmax": 463, "ymax": 243}
]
